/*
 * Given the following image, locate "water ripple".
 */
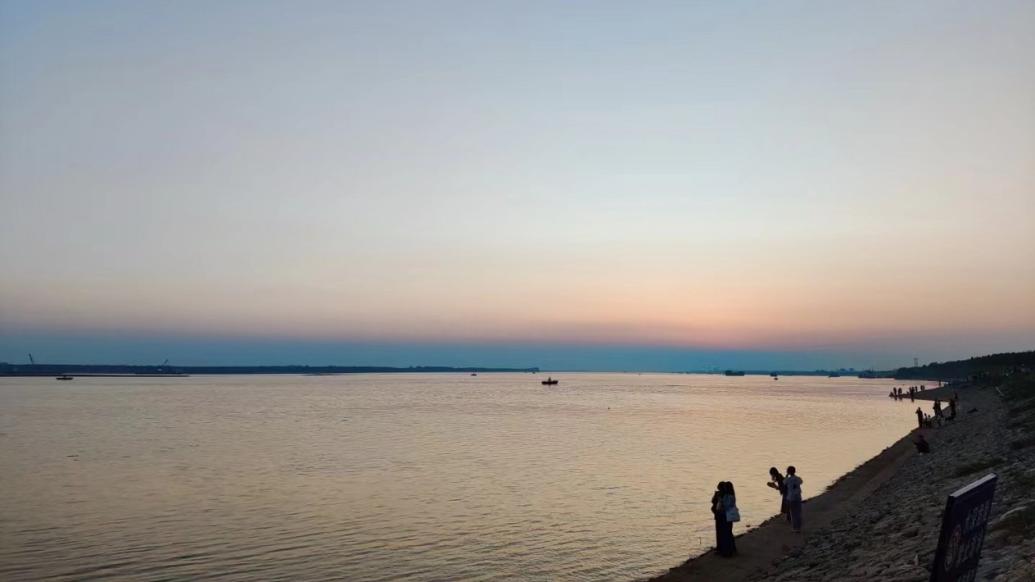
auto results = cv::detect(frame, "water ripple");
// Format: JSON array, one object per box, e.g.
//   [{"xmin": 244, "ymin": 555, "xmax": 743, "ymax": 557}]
[{"xmin": 0, "ymin": 373, "xmax": 915, "ymax": 581}]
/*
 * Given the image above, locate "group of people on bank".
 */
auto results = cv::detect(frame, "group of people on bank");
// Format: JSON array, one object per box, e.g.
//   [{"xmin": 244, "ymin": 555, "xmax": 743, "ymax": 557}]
[
  {"xmin": 889, "ymin": 385, "xmax": 925, "ymax": 401},
  {"xmin": 708, "ymin": 385, "xmax": 961, "ymax": 558},
  {"xmin": 914, "ymin": 392, "xmax": 959, "ymax": 429},
  {"xmin": 710, "ymin": 466, "xmax": 803, "ymax": 557}
]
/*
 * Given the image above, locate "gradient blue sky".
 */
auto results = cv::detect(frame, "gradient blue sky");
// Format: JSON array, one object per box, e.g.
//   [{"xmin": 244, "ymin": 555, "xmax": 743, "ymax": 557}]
[{"xmin": 1, "ymin": 1, "xmax": 1033, "ymax": 370}]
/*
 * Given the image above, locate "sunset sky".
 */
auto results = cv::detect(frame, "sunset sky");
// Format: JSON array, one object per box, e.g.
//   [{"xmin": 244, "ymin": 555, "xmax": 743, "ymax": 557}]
[{"xmin": 1, "ymin": 1, "xmax": 1033, "ymax": 370}]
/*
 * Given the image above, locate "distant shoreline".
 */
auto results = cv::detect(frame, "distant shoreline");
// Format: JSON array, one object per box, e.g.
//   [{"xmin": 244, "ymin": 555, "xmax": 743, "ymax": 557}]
[
  {"xmin": 0, "ymin": 364, "xmax": 540, "ymax": 377},
  {"xmin": 0, "ymin": 364, "xmax": 928, "ymax": 379}
]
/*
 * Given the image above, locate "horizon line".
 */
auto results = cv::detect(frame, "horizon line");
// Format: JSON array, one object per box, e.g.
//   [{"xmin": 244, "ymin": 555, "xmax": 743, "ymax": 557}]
[{"xmin": 0, "ymin": 361, "xmax": 890, "ymax": 374}]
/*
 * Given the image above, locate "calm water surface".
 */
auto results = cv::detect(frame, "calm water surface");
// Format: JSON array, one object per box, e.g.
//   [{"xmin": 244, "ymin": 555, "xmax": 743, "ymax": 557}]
[{"xmin": 0, "ymin": 373, "xmax": 917, "ymax": 581}]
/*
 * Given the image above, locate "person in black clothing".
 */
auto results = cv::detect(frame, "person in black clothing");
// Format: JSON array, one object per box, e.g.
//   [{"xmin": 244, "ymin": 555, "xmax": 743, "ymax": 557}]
[
  {"xmin": 722, "ymin": 482, "xmax": 738, "ymax": 555},
  {"xmin": 767, "ymin": 466, "xmax": 788, "ymax": 520},
  {"xmin": 916, "ymin": 407, "xmax": 924, "ymax": 429},
  {"xmin": 711, "ymin": 481, "xmax": 737, "ymax": 557},
  {"xmin": 711, "ymin": 482, "xmax": 727, "ymax": 555},
  {"xmin": 949, "ymin": 396, "xmax": 957, "ymax": 419},
  {"xmin": 915, "ymin": 433, "xmax": 931, "ymax": 453}
]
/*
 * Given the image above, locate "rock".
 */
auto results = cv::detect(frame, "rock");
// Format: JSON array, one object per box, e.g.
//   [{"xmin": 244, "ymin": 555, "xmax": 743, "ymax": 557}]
[
  {"xmin": 986, "ymin": 528, "xmax": 1010, "ymax": 547},
  {"xmin": 998, "ymin": 558, "xmax": 1035, "ymax": 580},
  {"xmin": 995, "ymin": 506, "xmax": 1028, "ymax": 525}
]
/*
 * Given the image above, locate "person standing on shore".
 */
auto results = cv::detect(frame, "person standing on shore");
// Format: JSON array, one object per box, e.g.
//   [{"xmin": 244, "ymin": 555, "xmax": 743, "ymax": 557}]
[
  {"xmin": 915, "ymin": 407, "xmax": 924, "ymax": 429},
  {"xmin": 767, "ymin": 467, "xmax": 788, "ymax": 520},
  {"xmin": 722, "ymin": 482, "xmax": 739, "ymax": 555},
  {"xmin": 711, "ymin": 482, "xmax": 737, "ymax": 556},
  {"xmin": 949, "ymin": 396, "xmax": 957, "ymax": 419},
  {"xmin": 934, "ymin": 399, "xmax": 943, "ymax": 418},
  {"xmin": 711, "ymin": 482, "xmax": 726, "ymax": 555},
  {"xmin": 785, "ymin": 466, "xmax": 804, "ymax": 533}
]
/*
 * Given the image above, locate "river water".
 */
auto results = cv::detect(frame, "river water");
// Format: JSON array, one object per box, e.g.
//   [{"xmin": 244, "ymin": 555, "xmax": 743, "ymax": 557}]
[{"xmin": 0, "ymin": 373, "xmax": 917, "ymax": 581}]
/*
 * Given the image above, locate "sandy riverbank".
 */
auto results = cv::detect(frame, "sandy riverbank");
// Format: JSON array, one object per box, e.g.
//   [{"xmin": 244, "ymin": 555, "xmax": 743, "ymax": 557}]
[{"xmin": 647, "ymin": 381, "xmax": 1035, "ymax": 581}]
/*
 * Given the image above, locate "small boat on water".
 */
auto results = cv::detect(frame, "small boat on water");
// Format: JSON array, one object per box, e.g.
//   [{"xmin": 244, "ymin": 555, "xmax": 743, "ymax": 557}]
[
  {"xmin": 723, "ymin": 370, "xmax": 745, "ymax": 376},
  {"xmin": 56, "ymin": 375, "xmax": 74, "ymax": 381},
  {"xmin": 541, "ymin": 377, "xmax": 559, "ymax": 385}
]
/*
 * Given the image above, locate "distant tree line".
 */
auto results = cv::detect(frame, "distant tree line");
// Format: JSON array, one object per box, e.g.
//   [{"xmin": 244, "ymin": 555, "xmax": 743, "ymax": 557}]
[{"xmin": 892, "ymin": 350, "xmax": 1035, "ymax": 380}]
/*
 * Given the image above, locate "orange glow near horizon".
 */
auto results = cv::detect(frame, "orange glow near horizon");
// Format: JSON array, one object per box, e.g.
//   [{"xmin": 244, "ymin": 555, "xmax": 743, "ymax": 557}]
[
  {"xmin": 1, "ymin": 1, "xmax": 1033, "ymax": 359},
  {"xmin": 4, "ymin": 249, "xmax": 1033, "ymax": 351}
]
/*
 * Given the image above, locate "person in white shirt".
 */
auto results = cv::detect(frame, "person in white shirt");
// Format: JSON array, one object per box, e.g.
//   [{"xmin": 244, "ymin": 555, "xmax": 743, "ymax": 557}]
[{"xmin": 784, "ymin": 466, "xmax": 804, "ymax": 533}]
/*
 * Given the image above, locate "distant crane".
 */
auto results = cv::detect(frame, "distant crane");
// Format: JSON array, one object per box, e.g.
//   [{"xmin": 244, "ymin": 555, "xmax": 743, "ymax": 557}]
[{"xmin": 28, "ymin": 353, "xmax": 35, "ymax": 365}]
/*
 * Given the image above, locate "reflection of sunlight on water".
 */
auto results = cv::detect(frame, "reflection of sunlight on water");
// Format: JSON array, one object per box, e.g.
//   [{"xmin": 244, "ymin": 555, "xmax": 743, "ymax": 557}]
[{"xmin": 0, "ymin": 374, "xmax": 915, "ymax": 581}]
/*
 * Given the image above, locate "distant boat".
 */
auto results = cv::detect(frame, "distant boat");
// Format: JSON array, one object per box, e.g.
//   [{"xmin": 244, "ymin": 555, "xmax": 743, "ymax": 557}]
[
  {"xmin": 724, "ymin": 370, "xmax": 745, "ymax": 376},
  {"xmin": 56, "ymin": 374, "xmax": 73, "ymax": 381},
  {"xmin": 470, "ymin": 373, "xmax": 477, "ymax": 376},
  {"xmin": 541, "ymin": 377, "xmax": 559, "ymax": 385}
]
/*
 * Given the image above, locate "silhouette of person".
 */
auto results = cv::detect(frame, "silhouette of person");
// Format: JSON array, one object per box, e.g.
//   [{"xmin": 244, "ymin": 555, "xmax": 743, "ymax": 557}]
[
  {"xmin": 915, "ymin": 433, "xmax": 930, "ymax": 454},
  {"xmin": 767, "ymin": 467, "xmax": 788, "ymax": 520},
  {"xmin": 785, "ymin": 466, "xmax": 804, "ymax": 533},
  {"xmin": 711, "ymin": 482, "xmax": 736, "ymax": 557}
]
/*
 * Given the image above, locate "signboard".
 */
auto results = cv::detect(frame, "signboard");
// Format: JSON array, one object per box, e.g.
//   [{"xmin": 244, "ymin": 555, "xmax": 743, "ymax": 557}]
[{"xmin": 930, "ymin": 473, "xmax": 997, "ymax": 582}]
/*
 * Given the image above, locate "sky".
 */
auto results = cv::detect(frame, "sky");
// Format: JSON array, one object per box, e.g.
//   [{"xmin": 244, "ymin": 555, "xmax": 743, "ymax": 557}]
[{"xmin": 1, "ymin": 0, "xmax": 1033, "ymax": 371}]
